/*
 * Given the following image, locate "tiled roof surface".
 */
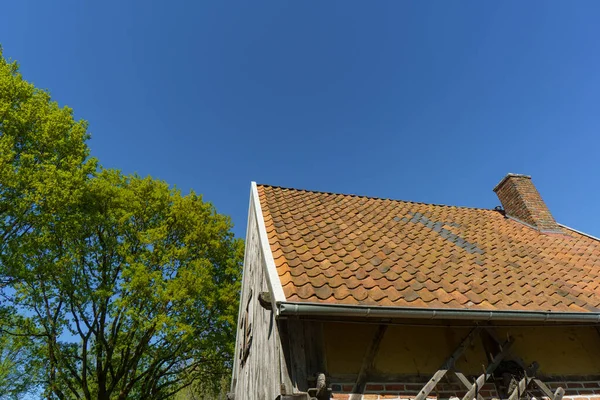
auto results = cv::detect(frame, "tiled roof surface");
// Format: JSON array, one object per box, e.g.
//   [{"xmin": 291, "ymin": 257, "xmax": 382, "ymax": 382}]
[{"xmin": 258, "ymin": 184, "xmax": 600, "ymax": 312}]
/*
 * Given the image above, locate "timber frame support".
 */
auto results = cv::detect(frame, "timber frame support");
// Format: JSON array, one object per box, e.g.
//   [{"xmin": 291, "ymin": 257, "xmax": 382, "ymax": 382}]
[
  {"xmin": 350, "ymin": 325, "xmax": 388, "ymax": 399},
  {"xmin": 415, "ymin": 327, "xmax": 481, "ymax": 400},
  {"xmin": 414, "ymin": 326, "xmax": 565, "ymax": 400}
]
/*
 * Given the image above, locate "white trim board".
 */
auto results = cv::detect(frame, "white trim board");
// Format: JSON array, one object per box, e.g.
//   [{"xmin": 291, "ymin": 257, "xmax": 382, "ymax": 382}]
[{"xmin": 251, "ymin": 182, "xmax": 286, "ymax": 309}]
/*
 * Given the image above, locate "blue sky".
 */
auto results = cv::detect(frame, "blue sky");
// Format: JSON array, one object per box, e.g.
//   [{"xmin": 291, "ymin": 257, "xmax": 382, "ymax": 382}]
[{"xmin": 2, "ymin": 1, "xmax": 600, "ymax": 238}]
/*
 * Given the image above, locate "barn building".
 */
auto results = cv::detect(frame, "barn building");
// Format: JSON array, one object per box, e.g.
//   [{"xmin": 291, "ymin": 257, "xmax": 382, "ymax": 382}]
[{"xmin": 231, "ymin": 174, "xmax": 600, "ymax": 400}]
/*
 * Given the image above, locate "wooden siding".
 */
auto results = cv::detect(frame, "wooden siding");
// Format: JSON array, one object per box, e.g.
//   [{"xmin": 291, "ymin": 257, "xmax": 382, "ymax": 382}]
[
  {"xmin": 231, "ymin": 199, "xmax": 291, "ymax": 400},
  {"xmin": 281, "ymin": 319, "xmax": 328, "ymax": 393}
]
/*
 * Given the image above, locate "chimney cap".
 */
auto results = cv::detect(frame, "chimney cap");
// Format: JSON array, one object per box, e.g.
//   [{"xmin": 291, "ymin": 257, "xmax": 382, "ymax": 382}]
[{"xmin": 493, "ymin": 173, "xmax": 532, "ymax": 193}]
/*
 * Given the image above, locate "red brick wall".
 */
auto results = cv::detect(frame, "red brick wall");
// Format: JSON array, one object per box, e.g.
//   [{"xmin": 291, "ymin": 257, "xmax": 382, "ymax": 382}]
[
  {"xmin": 330, "ymin": 380, "xmax": 600, "ymax": 400},
  {"xmin": 493, "ymin": 174, "xmax": 558, "ymax": 232}
]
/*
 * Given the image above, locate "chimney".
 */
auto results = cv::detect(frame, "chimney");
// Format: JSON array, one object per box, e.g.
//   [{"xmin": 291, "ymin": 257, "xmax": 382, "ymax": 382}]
[{"xmin": 493, "ymin": 173, "xmax": 559, "ymax": 232}]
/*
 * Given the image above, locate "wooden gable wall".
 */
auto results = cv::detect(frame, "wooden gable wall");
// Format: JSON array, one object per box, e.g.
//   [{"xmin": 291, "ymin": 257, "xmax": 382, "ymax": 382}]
[{"xmin": 231, "ymin": 198, "xmax": 292, "ymax": 399}]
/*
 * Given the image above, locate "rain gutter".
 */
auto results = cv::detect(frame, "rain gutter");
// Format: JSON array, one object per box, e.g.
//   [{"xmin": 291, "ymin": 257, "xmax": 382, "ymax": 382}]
[{"xmin": 278, "ymin": 302, "xmax": 600, "ymax": 323}]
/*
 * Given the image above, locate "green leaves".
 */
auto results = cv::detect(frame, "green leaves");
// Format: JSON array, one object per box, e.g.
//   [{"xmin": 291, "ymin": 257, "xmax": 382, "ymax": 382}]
[{"xmin": 0, "ymin": 47, "xmax": 242, "ymax": 399}]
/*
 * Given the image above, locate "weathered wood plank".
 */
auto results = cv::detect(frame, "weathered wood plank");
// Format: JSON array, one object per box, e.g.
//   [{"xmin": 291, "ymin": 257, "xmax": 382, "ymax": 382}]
[
  {"xmin": 507, "ymin": 376, "xmax": 533, "ymax": 400},
  {"xmin": 415, "ymin": 369, "xmax": 448, "ymax": 400},
  {"xmin": 351, "ymin": 325, "xmax": 388, "ymax": 397},
  {"xmin": 232, "ymin": 207, "xmax": 290, "ymax": 400},
  {"xmin": 484, "ymin": 327, "xmax": 503, "ymax": 345},
  {"xmin": 443, "ymin": 327, "xmax": 481, "ymax": 370},
  {"xmin": 461, "ymin": 337, "xmax": 514, "ymax": 400},
  {"xmin": 554, "ymin": 386, "xmax": 565, "ymax": 400},
  {"xmin": 287, "ymin": 319, "xmax": 309, "ymax": 393},
  {"xmin": 532, "ymin": 378, "xmax": 555, "ymax": 399},
  {"xmin": 454, "ymin": 371, "xmax": 473, "ymax": 388},
  {"xmin": 303, "ymin": 321, "xmax": 326, "ymax": 379},
  {"xmin": 415, "ymin": 327, "xmax": 481, "ymax": 400},
  {"xmin": 454, "ymin": 372, "xmax": 484, "ymax": 400},
  {"xmin": 278, "ymin": 320, "xmax": 294, "ymax": 396}
]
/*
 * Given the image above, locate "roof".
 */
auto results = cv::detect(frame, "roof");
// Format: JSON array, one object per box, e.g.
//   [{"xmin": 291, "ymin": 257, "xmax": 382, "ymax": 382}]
[{"xmin": 257, "ymin": 184, "xmax": 600, "ymax": 313}]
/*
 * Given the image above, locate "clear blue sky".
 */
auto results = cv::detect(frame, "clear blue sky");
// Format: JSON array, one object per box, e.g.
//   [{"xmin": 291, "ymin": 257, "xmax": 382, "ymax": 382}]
[{"xmin": 2, "ymin": 1, "xmax": 600, "ymax": 238}]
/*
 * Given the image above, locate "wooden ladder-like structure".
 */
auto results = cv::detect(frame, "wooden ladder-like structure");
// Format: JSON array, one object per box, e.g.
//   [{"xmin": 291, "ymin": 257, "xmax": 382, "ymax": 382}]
[{"xmin": 414, "ymin": 327, "xmax": 565, "ymax": 400}]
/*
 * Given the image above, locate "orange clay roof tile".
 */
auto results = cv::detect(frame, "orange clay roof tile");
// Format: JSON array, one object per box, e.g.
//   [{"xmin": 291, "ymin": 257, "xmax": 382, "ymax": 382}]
[{"xmin": 257, "ymin": 184, "xmax": 600, "ymax": 313}]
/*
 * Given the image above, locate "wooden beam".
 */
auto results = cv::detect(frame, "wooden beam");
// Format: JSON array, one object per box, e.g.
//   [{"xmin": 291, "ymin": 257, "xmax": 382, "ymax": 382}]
[
  {"xmin": 481, "ymin": 328, "xmax": 525, "ymax": 369},
  {"xmin": 532, "ymin": 378, "xmax": 555, "ymax": 399},
  {"xmin": 507, "ymin": 376, "xmax": 533, "ymax": 400},
  {"xmin": 454, "ymin": 372, "xmax": 484, "ymax": 400},
  {"xmin": 461, "ymin": 337, "xmax": 514, "ymax": 400},
  {"xmin": 278, "ymin": 320, "xmax": 295, "ymax": 396},
  {"xmin": 483, "ymin": 327, "xmax": 503, "ymax": 345},
  {"xmin": 287, "ymin": 319, "xmax": 309, "ymax": 393},
  {"xmin": 414, "ymin": 370, "xmax": 447, "ymax": 400},
  {"xmin": 303, "ymin": 321, "xmax": 326, "ymax": 378},
  {"xmin": 350, "ymin": 325, "xmax": 388, "ymax": 400},
  {"xmin": 415, "ymin": 327, "xmax": 481, "ymax": 400},
  {"xmin": 454, "ymin": 371, "xmax": 474, "ymax": 388},
  {"xmin": 531, "ymin": 378, "xmax": 565, "ymax": 400}
]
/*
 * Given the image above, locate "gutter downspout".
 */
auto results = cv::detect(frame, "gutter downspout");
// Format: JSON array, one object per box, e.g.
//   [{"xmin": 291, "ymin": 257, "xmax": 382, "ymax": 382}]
[{"xmin": 278, "ymin": 302, "xmax": 600, "ymax": 323}]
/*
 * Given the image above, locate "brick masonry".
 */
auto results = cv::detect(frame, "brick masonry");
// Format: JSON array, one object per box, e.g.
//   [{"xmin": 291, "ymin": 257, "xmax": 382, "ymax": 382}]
[
  {"xmin": 330, "ymin": 381, "xmax": 600, "ymax": 400},
  {"xmin": 493, "ymin": 174, "xmax": 559, "ymax": 232}
]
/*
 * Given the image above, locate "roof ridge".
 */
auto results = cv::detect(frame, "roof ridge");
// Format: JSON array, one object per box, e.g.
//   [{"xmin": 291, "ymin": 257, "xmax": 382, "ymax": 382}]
[{"xmin": 257, "ymin": 183, "xmax": 497, "ymax": 212}]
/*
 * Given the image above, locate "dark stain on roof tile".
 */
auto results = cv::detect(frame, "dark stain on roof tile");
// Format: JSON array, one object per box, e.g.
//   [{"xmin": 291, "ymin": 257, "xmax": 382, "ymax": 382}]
[{"xmin": 401, "ymin": 212, "xmax": 485, "ymax": 255}]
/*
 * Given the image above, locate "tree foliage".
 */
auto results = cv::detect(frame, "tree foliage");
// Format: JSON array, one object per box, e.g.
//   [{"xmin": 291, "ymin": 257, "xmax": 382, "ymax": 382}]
[
  {"xmin": 0, "ymin": 48, "xmax": 242, "ymax": 399},
  {"xmin": 0, "ymin": 312, "xmax": 42, "ymax": 400},
  {"xmin": 0, "ymin": 46, "xmax": 95, "ymax": 250},
  {"xmin": 0, "ymin": 45, "xmax": 95, "ymax": 399}
]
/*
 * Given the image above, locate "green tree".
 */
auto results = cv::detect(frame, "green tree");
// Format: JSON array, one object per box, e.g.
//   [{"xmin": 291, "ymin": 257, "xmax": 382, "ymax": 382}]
[
  {"xmin": 174, "ymin": 375, "xmax": 230, "ymax": 400},
  {"xmin": 7, "ymin": 170, "xmax": 242, "ymax": 399},
  {"xmin": 0, "ymin": 48, "xmax": 242, "ymax": 399},
  {"xmin": 0, "ymin": 313, "xmax": 42, "ymax": 399},
  {"xmin": 0, "ymin": 46, "xmax": 95, "ymax": 399},
  {"xmin": 0, "ymin": 46, "xmax": 95, "ymax": 253}
]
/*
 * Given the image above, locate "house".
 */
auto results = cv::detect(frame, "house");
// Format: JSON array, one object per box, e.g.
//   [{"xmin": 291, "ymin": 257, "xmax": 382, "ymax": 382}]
[{"xmin": 230, "ymin": 174, "xmax": 600, "ymax": 400}]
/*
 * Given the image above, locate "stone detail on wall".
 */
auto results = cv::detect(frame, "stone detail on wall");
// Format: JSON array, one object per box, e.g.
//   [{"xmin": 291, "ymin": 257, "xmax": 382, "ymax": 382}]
[{"xmin": 330, "ymin": 381, "xmax": 600, "ymax": 400}]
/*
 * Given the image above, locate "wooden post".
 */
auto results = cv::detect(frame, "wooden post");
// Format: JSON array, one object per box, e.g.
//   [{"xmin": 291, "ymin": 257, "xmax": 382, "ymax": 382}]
[
  {"xmin": 303, "ymin": 321, "xmax": 327, "ymax": 378},
  {"xmin": 287, "ymin": 319, "xmax": 309, "ymax": 393}
]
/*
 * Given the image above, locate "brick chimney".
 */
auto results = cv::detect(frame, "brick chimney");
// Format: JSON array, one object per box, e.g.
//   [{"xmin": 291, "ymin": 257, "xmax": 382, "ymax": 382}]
[{"xmin": 493, "ymin": 174, "xmax": 559, "ymax": 232}]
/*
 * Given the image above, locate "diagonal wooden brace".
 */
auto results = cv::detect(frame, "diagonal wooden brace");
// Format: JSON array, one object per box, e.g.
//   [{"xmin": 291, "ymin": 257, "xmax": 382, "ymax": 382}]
[
  {"xmin": 507, "ymin": 376, "xmax": 534, "ymax": 400},
  {"xmin": 350, "ymin": 325, "xmax": 387, "ymax": 400},
  {"xmin": 454, "ymin": 372, "xmax": 484, "ymax": 400},
  {"xmin": 461, "ymin": 337, "xmax": 514, "ymax": 400},
  {"xmin": 414, "ymin": 327, "xmax": 481, "ymax": 400},
  {"xmin": 532, "ymin": 379, "xmax": 555, "ymax": 399},
  {"xmin": 533, "ymin": 378, "xmax": 565, "ymax": 400}
]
